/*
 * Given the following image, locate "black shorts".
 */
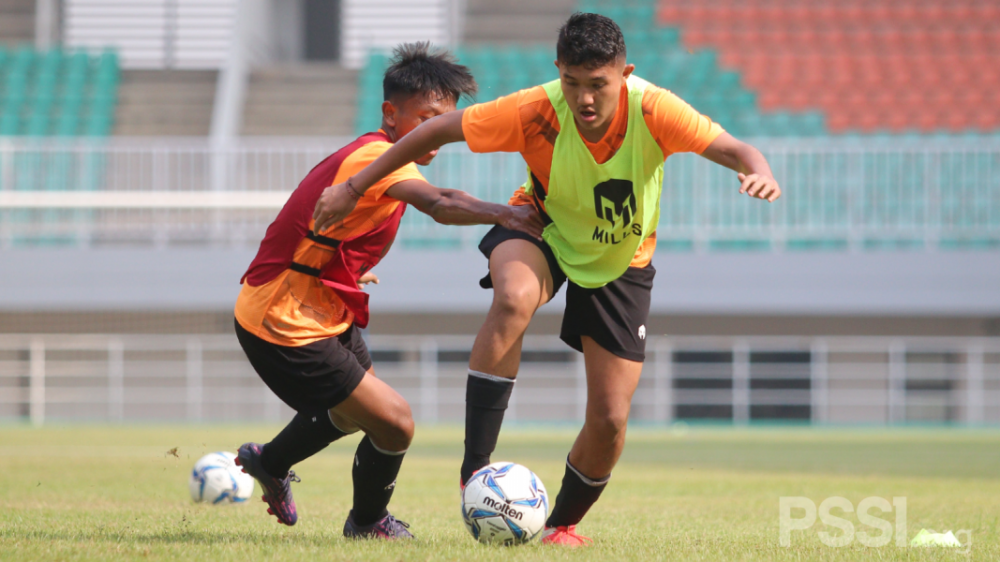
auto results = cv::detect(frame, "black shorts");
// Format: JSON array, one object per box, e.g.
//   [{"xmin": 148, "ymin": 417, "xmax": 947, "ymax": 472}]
[
  {"xmin": 235, "ymin": 319, "xmax": 372, "ymax": 416},
  {"xmin": 479, "ymin": 225, "xmax": 654, "ymax": 362}
]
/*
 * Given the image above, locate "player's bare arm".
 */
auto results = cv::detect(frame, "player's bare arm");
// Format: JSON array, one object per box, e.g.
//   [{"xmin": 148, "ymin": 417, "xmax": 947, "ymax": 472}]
[
  {"xmin": 386, "ymin": 179, "xmax": 544, "ymax": 239},
  {"xmin": 700, "ymin": 132, "xmax": 782, "ymax": 202},
  {"xmin": 314, "ymin": 111, "xmax": 467, "ymax": 233},
  {"xmin": 356, "ymin": 271, "xmax": 379, "ymax": 290}
]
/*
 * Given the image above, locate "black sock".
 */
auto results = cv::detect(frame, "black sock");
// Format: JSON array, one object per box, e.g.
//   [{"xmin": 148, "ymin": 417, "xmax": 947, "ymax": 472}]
[
  {"xmin": 545, "ymin": 458, "xmax": 610, "ymax": 528},
  {"xmin": 260, "ymin": 412, "xmax": 348, "ymax": 478},
  {"xmin": 351, "ymin": 435, "xmax": 406, "ymax": 527},
  {"xmin": 460, "ymin": 371, "xmax": 514, "ymax": 484}
]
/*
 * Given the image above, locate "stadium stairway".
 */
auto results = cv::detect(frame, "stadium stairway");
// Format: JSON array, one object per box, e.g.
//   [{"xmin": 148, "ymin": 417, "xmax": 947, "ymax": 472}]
[
  {"xmin": 113, "ymin": 70, "xmax": 216, "ymax": 136},
  {"xmin": 0, "ymin": 0, "xmax": 33, "ymax": 46},
  {"xmin": 241, "ymin": 64, "xmax": 358, "ymax": 136}
]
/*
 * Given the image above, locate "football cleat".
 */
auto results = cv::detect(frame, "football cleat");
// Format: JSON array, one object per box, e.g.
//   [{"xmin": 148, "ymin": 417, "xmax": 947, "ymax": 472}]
[
  {"xmin": 235, "ymin": 442, "xmax": 300, "ymax": 526},
  {"xmin": 343, "ymin": 510, "xmax": 414, "ymax": 539},
  {"xmin": 540, "ymin": 525, "xmax": 593, "ymax": 547}
]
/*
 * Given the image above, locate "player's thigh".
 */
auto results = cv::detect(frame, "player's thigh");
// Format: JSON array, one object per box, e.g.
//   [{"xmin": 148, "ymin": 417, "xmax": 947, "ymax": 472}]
[
  {"xmin": 329, "ymin": 368, "xmax": 413, "ymax": 447},
  {"xmin": 580, "ymin": 336, "xmax": 643, "ymax": 422},
  {"xmin": 328, "ymin": 365, "xmax": 374, "ymax": 434},
  {"xmin": 488, "ymin": 239, "xmax": 557, "ymax": 311}
]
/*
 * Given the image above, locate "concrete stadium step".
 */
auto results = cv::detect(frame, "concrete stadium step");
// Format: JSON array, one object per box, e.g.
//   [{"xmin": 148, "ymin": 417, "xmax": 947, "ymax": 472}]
[
  {"xmin": 0, "ymin": 0, "xmax": 35, "ymax": 45},
  {"xmin": 463, "ymin": 0, "xmax": 575, "ymax": 45},
  {"xmin": 113, "ymin": 70, "xmax": 217, "ymax": 136},
  {"xmin": 242, "ymin": 64, "xmax": 358, "ymax": 136}
]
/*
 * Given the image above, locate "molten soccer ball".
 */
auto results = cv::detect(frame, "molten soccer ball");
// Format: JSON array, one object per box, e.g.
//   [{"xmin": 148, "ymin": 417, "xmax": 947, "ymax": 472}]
[
  {"xmin": 189, "ymin": 451, "xmax": 254, "ymax": 504},
  {"xmin": 461, "ymin": 462, "xmax": 549, "ymax": 545}
]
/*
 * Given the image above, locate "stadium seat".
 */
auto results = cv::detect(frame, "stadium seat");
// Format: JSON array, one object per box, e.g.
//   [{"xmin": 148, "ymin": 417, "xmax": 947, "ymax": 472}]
[{"xmin": 0, "ymin": 47, "xmax": 119, "ymax": 137}]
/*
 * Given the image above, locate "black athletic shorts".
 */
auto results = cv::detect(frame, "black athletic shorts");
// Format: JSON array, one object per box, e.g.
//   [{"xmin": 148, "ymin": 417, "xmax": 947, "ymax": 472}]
[
  {"xmin": 479, "ymin": 225, "xmax": 654, "ymax": 363},
  {"xmin": 235, "ymin": 319, "xmax": 372, "ymax": 416}
]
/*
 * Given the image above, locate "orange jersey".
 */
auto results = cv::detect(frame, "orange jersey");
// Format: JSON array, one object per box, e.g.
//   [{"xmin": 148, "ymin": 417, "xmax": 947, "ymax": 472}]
[
  {"xmin": 235, "ymin": 133, "xmax": 425, "ymax": 347},
  {"xmin": 461, "ymin": 81, "xmax": 724, "ymax": 267}
]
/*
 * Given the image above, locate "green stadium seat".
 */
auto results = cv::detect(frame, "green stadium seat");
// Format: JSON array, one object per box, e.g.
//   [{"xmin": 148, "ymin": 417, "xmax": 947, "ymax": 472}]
[
  {"xmin": 796, "ymin": 112, "xmax": 826, "ymax": 136},
  {"xmin": 713, "ymin": 71, "xmax": 740, "ymax": 93},
  {"xmin": 0, "ymin": 47, "xmax": 118, "ymax": 137},
  {"xmin": 651, "ymin": 28, "xmax": 681, "ymax": 50}
]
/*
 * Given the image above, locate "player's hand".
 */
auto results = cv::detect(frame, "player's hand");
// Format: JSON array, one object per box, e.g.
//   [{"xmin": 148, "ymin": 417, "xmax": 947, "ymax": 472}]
[
  {"xmin": 313, "ymin": 183, "xmax": 360, "ymax": 234},
  {"xmin": 738, "ymin": 173, "xmax": 781, "ymax": 202},
  {"xmin": 499, "ymin": 204, "xmax": 545, "ymax": 240},
  {"xmin": 356, "ymin": 272, "xmax": 379, "ymax": 290}
]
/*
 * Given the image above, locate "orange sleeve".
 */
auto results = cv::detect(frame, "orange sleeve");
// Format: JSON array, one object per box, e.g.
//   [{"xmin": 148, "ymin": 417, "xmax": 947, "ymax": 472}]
[
  {"xmin": 334, "ymin": 141, "xmax": 426, "ymax": 200},
  {"xmin": 642, "ymin": 86, "xmax": 724, "ymax": 157},
  {"xmin": 461, "ymin": 88, "xmax": 544, "ymax": 154}
]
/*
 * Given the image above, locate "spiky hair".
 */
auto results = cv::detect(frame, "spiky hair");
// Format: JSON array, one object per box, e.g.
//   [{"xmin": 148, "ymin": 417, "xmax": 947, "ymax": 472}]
[{"xmin": 383, "ymin": 42, "xmax": 478, "ymax": 103}]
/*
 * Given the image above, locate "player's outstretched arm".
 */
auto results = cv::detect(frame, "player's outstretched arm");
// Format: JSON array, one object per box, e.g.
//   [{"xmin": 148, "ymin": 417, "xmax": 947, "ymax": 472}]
[
  {"xmin": 700, "ymin": 132, "xmax": 782, "ymax": 202},
  {"xmin": 313, "ymin": 111, "xmax": 468, "ymax": 233},
  {"xmin": 386, "ymin": 180, "xmax": 544, "ymax": 239}
]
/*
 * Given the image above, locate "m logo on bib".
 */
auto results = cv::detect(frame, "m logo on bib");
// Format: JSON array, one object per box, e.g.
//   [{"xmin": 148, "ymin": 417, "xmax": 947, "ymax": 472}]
[{"xmin": 592, "ymin": 179, "xmax": 642, "ymax": 245}]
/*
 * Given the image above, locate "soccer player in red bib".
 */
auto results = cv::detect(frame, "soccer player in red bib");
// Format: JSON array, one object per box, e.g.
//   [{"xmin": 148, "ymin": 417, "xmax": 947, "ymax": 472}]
[
  {"xmin": 314, "ymin": 14, "xmax": 781, "ymax": 545},
  {"xmin": 233, "ymin": 43, "xmax": 543, "ymax": 539}
]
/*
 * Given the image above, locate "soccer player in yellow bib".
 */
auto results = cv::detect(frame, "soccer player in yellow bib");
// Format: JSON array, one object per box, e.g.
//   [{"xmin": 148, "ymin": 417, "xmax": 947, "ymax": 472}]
[{"xmin": 314, "ymin": 13, "xmax": 781, "ymax": 546}]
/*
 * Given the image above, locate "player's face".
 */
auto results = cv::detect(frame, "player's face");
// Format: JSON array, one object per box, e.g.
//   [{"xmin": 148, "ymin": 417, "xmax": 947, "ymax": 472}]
[
  {"xmin": 384, "ymin": 92, "xmax": 457, "ymax": 165},
  {"xmin": 557, "ymin": 59, "xmax": 634, "ymax": 138}
]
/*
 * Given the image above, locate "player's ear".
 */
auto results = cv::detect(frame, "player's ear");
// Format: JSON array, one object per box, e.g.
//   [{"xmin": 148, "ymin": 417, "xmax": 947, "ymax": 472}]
[
  {"xmin": 382, "ymin": 101, "xmax": 397, "ymax": 128},
  {"xmin": 622, "ymin": 63, "xmax": 635, "ymax": 80}
]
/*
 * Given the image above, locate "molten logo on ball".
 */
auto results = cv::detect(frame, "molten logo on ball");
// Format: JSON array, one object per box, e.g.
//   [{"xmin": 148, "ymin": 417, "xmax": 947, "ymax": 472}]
[{"xmin": 482, "ymin": 495, "xmax": 524, "ymax": 521}]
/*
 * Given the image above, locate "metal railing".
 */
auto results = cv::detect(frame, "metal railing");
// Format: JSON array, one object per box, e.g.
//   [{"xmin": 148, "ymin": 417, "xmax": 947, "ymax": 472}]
[
  {"xmin": 1, "ymin": 333, "xmax": 998, "ymax": 426},
  {"xmin": 1, "ymin": 137, "xmax": 998, "ymax": 250}
]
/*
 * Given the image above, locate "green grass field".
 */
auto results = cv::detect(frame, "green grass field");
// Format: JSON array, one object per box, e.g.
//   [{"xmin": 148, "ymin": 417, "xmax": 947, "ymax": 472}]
[{"xmin": 2, "ymin": 425, "xmax": 998, "ymax": 561}]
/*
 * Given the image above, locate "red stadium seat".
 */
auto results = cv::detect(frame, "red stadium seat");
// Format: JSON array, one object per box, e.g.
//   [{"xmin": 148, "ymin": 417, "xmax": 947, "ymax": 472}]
[
  {"xmin": 659, "ymin": 5, "xmax": 682, "ymax": 24},
  {"xmin": 885, "ymin": 111, "xmax": 913, "ymax": 133},
  {"xmin": 855, "ymin": 112, "xmax": 882, "ymax": 133},
  {"xmin": 683, "ymin": 5, "xmax": 713, "ymax": 25},
  {"xmin": 850, "ymin": 29, "xmax": 877, "ymax": 54},
  {"xmin": 783, "ymin": 90, "xmax": 813, "ymax": 112},
  {"xmin": 757, "ymin": 90, "xmax": 783, "ymax": 111},
  {"xmin": 840, "ymin": 3, "xmax": 865, "ymax": 24},
  {"xmin": 943, "ymin": 111, "xmax": 971, "ymax": 132},
  {"xmin": 826, "ymin": 112, "xmax": 853, "ymax": 133},
  {"xmin": 651, "ymin": 0, "xmax": 1000, "ymax": 133},
  {"xmin": 682, "ymin": 28, "xmax": 708, "ymax": 48}
]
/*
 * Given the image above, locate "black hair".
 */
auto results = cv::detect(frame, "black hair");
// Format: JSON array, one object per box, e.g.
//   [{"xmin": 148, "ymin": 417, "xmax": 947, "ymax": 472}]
[
  {"xmin": 556, "ymin": 12, "xmax": 627, "ymax": 69},
  {"xmin": 382, "ymin": 42, "xmax": 478, "ymax": 103}
]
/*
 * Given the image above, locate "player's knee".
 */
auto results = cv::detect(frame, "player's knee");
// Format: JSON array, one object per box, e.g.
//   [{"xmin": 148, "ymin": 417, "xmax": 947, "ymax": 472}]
[
  {"xmin": 590, "ymin": 407, "xmax": 630, "ymax": 438},
  {"xmin": 492, "ymin": 284, "xmax": 538, "ymax": 323},
  {"xmin": 328, "ymin": 410, "xmax": 360, "ymax": 434},
  {"xmin": 386, "ymin": 400, "xmax": 415, "ymax": 449}
]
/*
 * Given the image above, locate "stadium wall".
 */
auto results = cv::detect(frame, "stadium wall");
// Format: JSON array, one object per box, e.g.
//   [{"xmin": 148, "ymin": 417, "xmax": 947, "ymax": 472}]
[{"xmin": 2, "ymin": 248, "xmax": 1000, "ymax": 338}]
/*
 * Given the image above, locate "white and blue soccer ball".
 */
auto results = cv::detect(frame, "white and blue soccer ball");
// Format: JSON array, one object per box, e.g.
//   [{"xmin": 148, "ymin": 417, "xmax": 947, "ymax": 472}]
[
  {"xmin": 461, "ymin": 462, "xmax": 549, "ymax": 545},
  {"xmin": 189, "ymin": 451, "xmax": 254, "ymax": 504}
]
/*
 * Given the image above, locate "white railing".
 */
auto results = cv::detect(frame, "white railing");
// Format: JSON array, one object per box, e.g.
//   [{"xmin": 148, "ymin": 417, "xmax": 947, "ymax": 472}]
[
  {"xmin": 0, "ymin": 137, "xmax": 998, "ymax": 250},
  {"xmin": 1, "ymin": 334, "xmax": 998, "ymax": 426}
]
